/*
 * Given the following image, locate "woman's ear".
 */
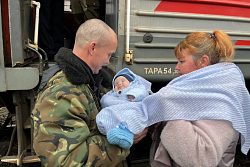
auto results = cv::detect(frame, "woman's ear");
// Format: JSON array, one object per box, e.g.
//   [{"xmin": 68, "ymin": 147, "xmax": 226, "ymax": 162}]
[{"xmin": 199, "ymin": 55, "xmax": 210, "ymax": 68}]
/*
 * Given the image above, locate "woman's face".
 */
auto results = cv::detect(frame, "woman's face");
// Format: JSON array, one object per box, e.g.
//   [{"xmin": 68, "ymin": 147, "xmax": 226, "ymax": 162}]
[{"xmin": 175, "ymin": 49, "xmax": 199, "ymax": 76}]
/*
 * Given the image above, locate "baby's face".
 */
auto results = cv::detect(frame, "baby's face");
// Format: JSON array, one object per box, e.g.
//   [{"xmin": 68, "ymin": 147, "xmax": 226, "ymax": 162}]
[{"xmin": 114, "ymin": 76, "xmax": 130, "ymax": 92}]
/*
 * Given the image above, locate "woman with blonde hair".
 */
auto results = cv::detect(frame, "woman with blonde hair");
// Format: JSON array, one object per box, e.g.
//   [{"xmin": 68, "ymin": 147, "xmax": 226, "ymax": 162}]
[{"xmin": 150, "ymin": 30, "xmax": 249, "ymax": 167}]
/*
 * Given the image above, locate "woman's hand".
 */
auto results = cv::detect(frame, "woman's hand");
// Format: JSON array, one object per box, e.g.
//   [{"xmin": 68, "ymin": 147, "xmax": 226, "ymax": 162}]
[
  {"xmin": 133, "ymin": 127, "xmax": 148, "ymax": 144},
  {"xmin": 154, "ymin": 122, "xmax": 162, "ymax": 132}
]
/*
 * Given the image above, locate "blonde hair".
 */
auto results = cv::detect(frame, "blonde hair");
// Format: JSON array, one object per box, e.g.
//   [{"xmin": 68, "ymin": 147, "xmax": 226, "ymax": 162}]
[{"xmin": 174, "ymin": 30, "xmax": 235, "ymax": 65}]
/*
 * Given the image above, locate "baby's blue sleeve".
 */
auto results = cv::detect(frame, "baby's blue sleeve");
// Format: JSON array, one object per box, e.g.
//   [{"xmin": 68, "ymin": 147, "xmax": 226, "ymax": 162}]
[{"xmin": 126, "ymin": 85, "xmax": 149, "ymax": 102}]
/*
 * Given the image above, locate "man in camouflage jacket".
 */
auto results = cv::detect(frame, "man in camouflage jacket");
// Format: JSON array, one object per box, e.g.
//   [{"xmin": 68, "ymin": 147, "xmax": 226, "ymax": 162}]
[{"xmin": 31, "ymin": 19, "xmax": 130, "ymax": 167}]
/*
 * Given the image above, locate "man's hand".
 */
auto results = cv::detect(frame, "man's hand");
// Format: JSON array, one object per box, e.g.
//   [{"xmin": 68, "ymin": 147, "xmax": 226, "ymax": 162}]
[{"xmin": 133, "ymin": 127, "xmax": 148, "ymax": 145}]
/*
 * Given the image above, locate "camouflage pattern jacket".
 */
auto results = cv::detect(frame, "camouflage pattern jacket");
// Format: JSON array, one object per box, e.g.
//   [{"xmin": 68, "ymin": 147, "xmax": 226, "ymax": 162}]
[{"xmin": 31, "ymin": 48, "xmax": 129, "ymax": 167}]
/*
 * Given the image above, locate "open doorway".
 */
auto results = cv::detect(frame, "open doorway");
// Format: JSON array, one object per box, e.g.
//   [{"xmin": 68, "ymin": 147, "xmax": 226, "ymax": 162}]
[{"xmin": 63, "ymin": 0, "xmax": 106, "ymax": 49}]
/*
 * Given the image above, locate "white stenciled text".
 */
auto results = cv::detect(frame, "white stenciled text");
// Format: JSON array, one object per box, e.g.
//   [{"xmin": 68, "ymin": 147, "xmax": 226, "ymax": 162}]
[{"xmin": 144, "ymin": 68, "xmax": 178, "ymax": 75}]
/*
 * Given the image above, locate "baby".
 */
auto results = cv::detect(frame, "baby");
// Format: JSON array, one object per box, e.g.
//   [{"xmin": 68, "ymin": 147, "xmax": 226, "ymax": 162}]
[{"xmin": 97, "ymin": 68, "xmax": 152, "ymax": 149}]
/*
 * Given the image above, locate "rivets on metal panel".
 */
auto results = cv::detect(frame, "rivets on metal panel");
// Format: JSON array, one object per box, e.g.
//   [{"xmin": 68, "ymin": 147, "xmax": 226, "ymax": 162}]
[{"xmin": 143, "ymin": 33, "xmax": 153, "ymax": 43}]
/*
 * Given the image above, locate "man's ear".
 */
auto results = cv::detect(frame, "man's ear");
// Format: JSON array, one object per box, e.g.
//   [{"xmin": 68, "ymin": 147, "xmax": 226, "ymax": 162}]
[
  {"xmin": 89, "ymin": 42, "xmax": 97, "ymax": 55},
  {"xmin": 200, "ymin": 55, "xmax": 210, "ymax": 68}
]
